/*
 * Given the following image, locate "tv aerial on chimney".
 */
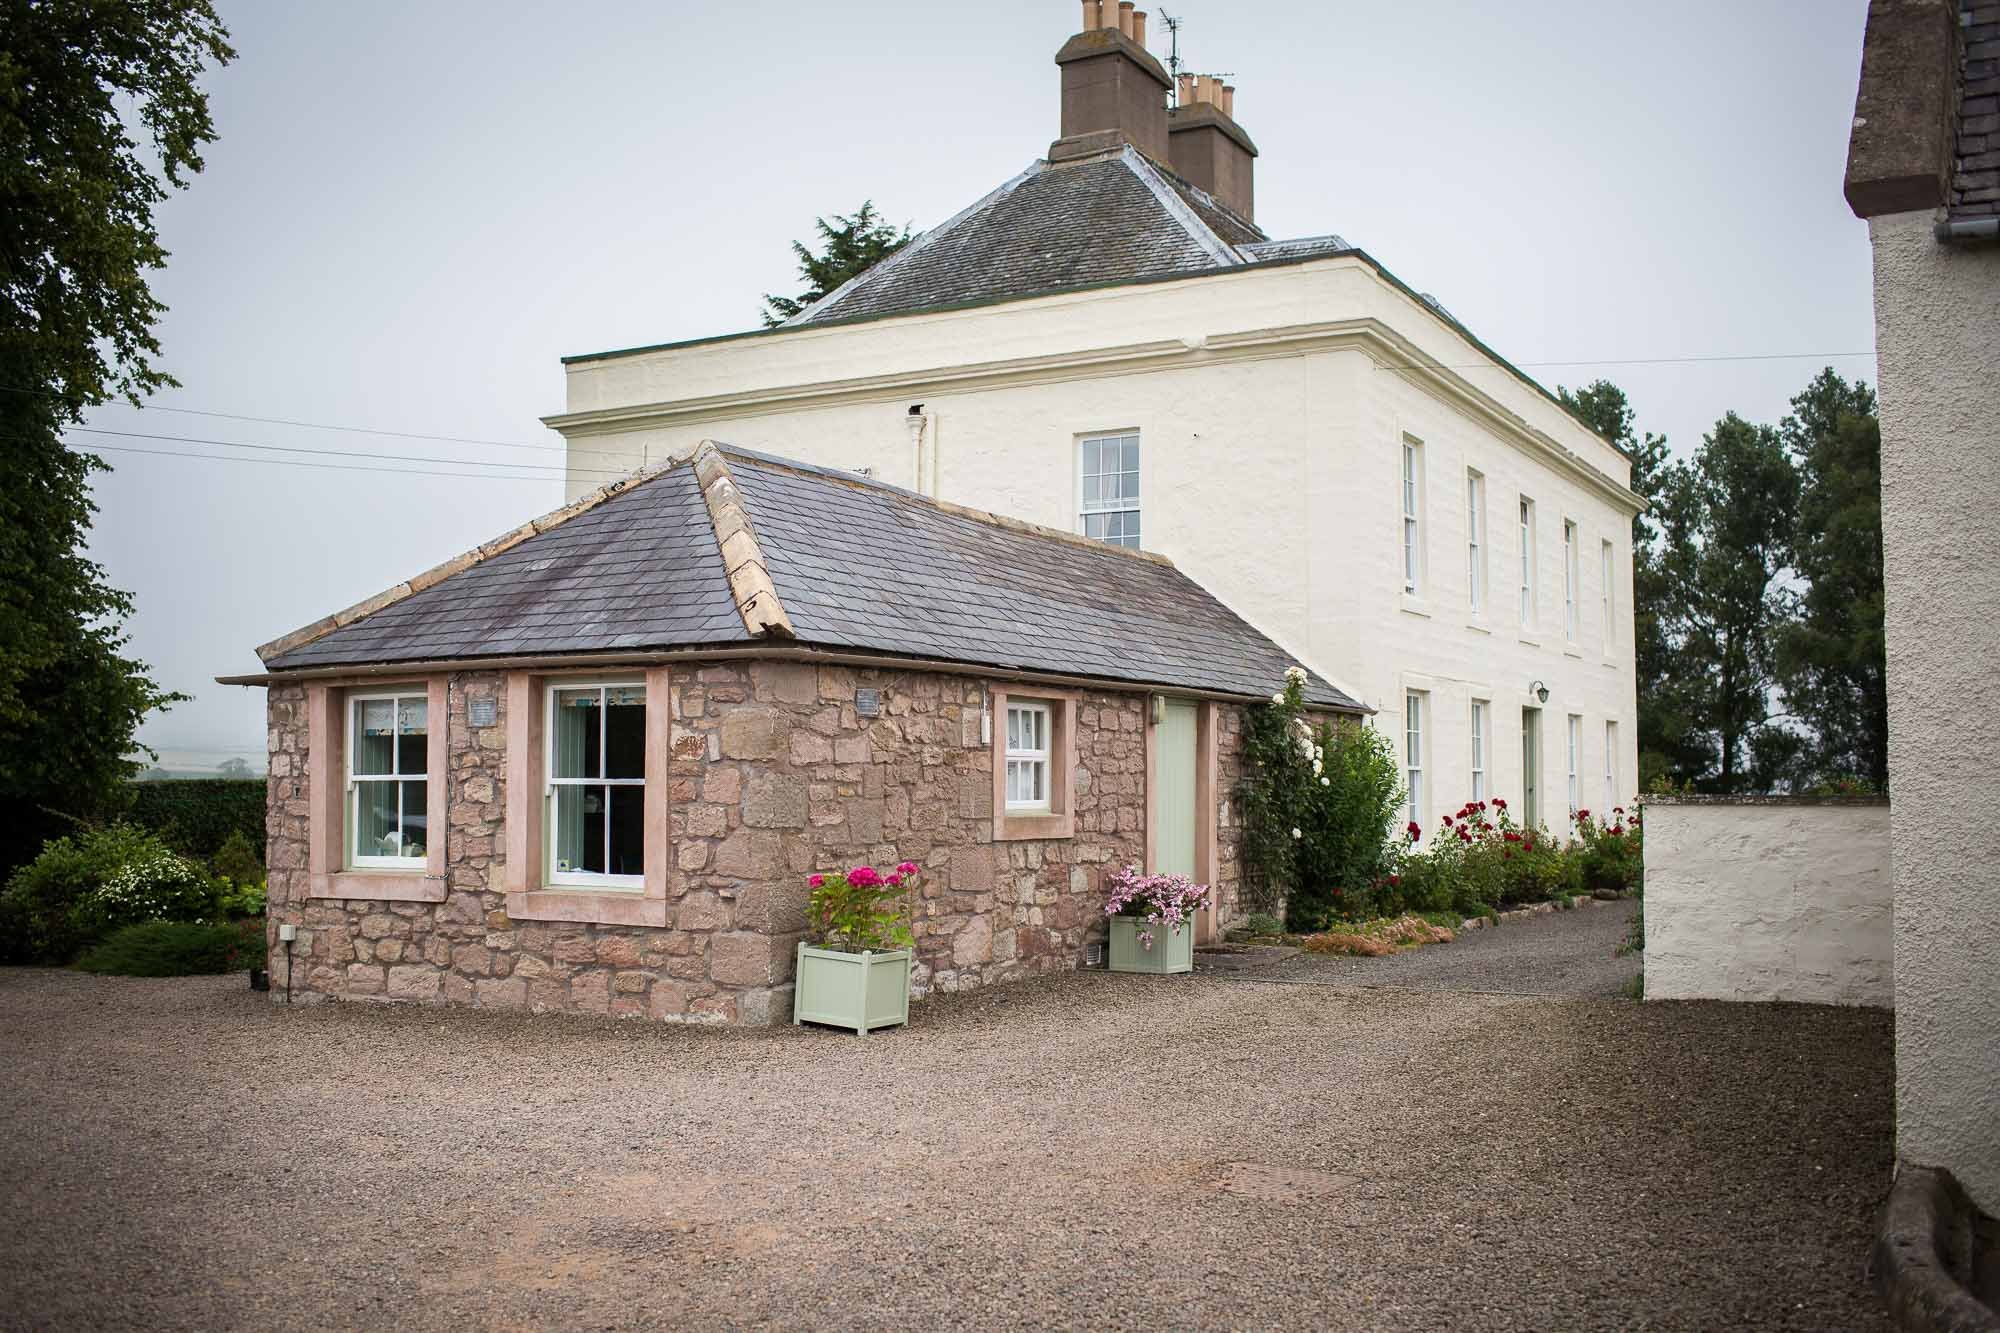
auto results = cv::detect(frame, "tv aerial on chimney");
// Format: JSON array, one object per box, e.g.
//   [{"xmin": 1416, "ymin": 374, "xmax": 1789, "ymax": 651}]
[{"xmin": 1159, "ymin": 8, "xmax": 1186, "ymax": 103}]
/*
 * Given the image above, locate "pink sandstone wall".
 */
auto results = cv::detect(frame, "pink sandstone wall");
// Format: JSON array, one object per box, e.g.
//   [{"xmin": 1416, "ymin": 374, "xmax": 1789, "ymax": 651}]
[{"xmin": 266, "ymin": 661, "xmax": 1246, "ymax": 1024}]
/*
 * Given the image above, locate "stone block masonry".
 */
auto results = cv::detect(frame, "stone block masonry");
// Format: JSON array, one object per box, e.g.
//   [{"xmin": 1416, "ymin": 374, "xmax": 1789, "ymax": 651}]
[{"xmin": 265, "ymin": 662, "xmax": 1241, "ymax": 1024}]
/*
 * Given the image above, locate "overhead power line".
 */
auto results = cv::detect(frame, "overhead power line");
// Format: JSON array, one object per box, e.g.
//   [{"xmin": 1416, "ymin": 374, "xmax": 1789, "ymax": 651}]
[{"xmin": 59, "ymin": 423, "xmax": 643, "ymax": 479}]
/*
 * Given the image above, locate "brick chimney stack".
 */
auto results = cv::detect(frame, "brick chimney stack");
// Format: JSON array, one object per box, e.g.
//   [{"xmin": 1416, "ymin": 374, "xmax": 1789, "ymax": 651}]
[
  {"xmin": 1049, "ymin": 1, "xmax": 1173, "ymax": 165},
  {"xmin": 1168, "ymin": 73, "xmax": 1258, "ymax": 222}
]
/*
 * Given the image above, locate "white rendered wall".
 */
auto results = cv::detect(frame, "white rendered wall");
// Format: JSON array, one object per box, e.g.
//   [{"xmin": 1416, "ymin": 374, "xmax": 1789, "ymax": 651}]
[
  {"xmin": 1871, "ymin": 209, "xmax": 2000, "ymax": 1213},
  {"xmin": 1642, "ymin": 798, "xmax": 1892, "ymax": 1008},
  {"xmin": 554, "ymin": 257, "xmax": 1642, "ymax": 832}
]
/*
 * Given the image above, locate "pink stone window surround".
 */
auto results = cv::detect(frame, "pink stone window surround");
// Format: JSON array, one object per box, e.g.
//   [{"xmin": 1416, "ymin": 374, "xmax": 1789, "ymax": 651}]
[
  {"xmin": 991, "ymin": 687, "xmax": 1077, "ymax": 841},
  {"xmin": 504, "ymin": 667, "xmax": 671, "ymax": 928},
  {"xmin": 306, "ymin": 678, "xmax": 449, "ymax": 903}
]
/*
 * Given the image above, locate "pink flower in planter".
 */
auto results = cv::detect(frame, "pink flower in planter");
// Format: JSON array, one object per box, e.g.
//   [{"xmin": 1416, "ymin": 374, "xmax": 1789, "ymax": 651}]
[
  {"xmin": 885, "ymin": 873, "xmax": 903, "ymax": 888},
  {"xmin": 848, "ymin": 866, "xmax": 882, "ymax": 888},
  {"xmin": 896, "ymin": 861, "xmax": 919, "ymax": 876},
  {"xmin": 808, "ymin": 874, "xmax": 825, "ymax": 888}
]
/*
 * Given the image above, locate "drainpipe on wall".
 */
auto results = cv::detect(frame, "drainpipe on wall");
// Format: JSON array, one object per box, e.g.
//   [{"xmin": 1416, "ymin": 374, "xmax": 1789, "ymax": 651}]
[{"xmin": 906, "ymin": 405, "xmax": 937, "ymax": 496}]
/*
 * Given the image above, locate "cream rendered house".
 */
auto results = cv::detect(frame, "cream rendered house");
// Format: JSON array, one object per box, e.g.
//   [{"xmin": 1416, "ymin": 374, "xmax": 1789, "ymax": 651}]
[{"xmin": 549, "ymin": 3, "xmax": 1643, "ymax": 834}]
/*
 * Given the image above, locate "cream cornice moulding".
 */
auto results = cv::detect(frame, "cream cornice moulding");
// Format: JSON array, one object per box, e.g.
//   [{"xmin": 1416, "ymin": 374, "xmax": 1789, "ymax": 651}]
[{"xmin": 547, "ymin": 318, "xmax": 1644, "ymax": 518}]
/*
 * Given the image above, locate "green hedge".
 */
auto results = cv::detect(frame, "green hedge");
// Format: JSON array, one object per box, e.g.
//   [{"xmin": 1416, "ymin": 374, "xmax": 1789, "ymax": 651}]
[{"xmin": 127, "ymin": 780, "xmax": 266, "ymax": 859}]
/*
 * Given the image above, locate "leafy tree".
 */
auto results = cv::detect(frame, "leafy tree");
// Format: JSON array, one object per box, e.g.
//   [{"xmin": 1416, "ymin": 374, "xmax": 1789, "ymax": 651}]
[
  {"xmin": 0, "ymin": 1, "xmax": 233, "ymax": 874},
  {"xmin": 1559, "ymin": 380, "xmax": 1677, "ymax": 786},
  {"xmin": 1653, "ymin": 414, "xmax": 1801, "ymax": 791},
  {"xmin": 760, "ymin": 202, "xmax": 912, "ymax": 327},
  {"xmin": 1773, "ymin": 370, "xmax": 1886, "ymax": 790}
]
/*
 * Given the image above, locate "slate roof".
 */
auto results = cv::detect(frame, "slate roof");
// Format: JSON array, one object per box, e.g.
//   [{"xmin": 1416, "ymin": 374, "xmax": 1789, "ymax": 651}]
[
  {"xmin": 258, "ymin": 445, "xmax": 1362, "ymax": 711},
  {"xmin": 1952, "ymin": 0, "xmax": 1999, "ymax": 223},
  {"xmin": 787, "ymin": 146, "xmax": 1358, "ymax": 327}
]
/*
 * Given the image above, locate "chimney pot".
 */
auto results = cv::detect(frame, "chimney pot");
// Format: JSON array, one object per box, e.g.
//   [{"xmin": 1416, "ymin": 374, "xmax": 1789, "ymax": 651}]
[
  {"xmin": 1080, "ymin": 0, "xmax": 1099, "ymax": 29},
  {"xmin": 1118, "ymin": 1, "xmax": 1135, "ymax": 39},
  {"xmin": 1097, "ymin": 0, "xmax": 1117, "ymax": 31},
  {"xmin": 1177, "ymin": 73, "xmax": 1195, "ymax": 106},
  {"xmin": 1221, "ymin": 84, "xmax": 1235, "ymax": 117},
  {"xmin": 1133, "ymin": 9, "xmax": 1147, "ymax": 45}
]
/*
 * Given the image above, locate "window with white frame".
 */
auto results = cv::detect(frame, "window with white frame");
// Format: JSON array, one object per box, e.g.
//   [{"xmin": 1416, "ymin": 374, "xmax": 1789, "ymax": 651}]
[
  {"xmin": 1470, "ymin": 699, "xmax": 1488, "ymax": 802},
  {"xmin": 1601, "ymin": 539, "xmax": 1616, "ymax": 648},
  {"xmin": 546, "ymin": 682, "xmax": 647, "ymax": 886},
  {"xmin": 1466, "ymin": 469, "xmax": 1485, "ymax": 612},
  {"xmin": 1563, "ymin": 520, "xmax": 1580, "ymax": 641},
  {"xmin": 1518, "ymin": 497, "xmax": 1537, "ymax": 628},
  {"xmin": 1405, "ymin": 691, "xmax": 1426, "ymax": 825},
  {"xmin": 1604, "ymin": 720, "xmax": 1620, "ymax": 811},
  {"xmin": 1005, "ymin": 702, "xmax": 1052, "ymax": 811},
  {"xmin": 1401, "ymin": 438, "xmax": 1423, "ymax": 593},
  {"xmin": 1566, "ymin": 714, "xmax": 1582, "ymax": 823},
  {"xmin": 347, "ymin": 692, "xmax": 429, "ymax": 867},
  {"xmin": 1079, "ymin": 432, "xmax": 1141, "ymax": 547}
]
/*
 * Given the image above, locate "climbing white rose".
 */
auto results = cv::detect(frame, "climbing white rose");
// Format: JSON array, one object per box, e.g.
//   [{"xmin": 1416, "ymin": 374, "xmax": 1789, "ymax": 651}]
[{"xmin": 1290, "ymin": 827, "xmax": 1302, "ymax": 839}]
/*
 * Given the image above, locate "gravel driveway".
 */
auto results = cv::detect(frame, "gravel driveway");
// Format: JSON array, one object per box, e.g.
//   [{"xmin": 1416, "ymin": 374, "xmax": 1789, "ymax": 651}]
[
  {"xmin": 1220, "ymin": 901, "xmax": 1644, "ymax": 997},
  {"xmin": 0, "ymin": 954, "xmax": 1889, "ymax": 1331}
]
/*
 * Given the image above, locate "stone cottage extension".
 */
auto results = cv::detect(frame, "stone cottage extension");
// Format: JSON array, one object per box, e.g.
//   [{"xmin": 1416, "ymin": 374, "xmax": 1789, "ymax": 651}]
[{"xmin": 234, "ymin": 444, "xmax": 1360, "ymax": 1024}]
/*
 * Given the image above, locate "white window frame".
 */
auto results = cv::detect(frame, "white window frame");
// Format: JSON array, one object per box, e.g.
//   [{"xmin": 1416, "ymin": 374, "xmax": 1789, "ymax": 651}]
[
  {"xmin": 346, "ymin": 690, "xmax": 430, "ymax": 871},
  {"xmin": 1563, "ymin": 520, "xmax": 1580, "ymax": 641},
  {"xmin": 1604, "ymin": 720, "xmax": 1620, "ymax": 812},
  {"xmin": 1401, "ymin": 438, "xmax": 1424, "ymax": 593},
  {"xmin": 1466, "ymin": 468, "xmax": 1485, "ymax": 613},
  {"xmin": 545, "ymin": 680, "xmax": 648, "ymax": 890},
  {"xmin": 1518, "ymin": 497, "xmax": 1537, "ymax": 629},
  {"xmin": 1566, "ymin": 714, "xmax": 1583, "ymax": 825},
  {"xmin": 1405, "ymin": 691, "xmax": 1426, "ymax": 826},
  {"xmin": 1078, "ymin": 431, "xmax": 1141, "ymax": 549},
  {"xmin": 1470, "ymin": 699, "xmax": 1488, "ymax": 803},
  {"xmin": 1005, "ymin": 701, "xmax": 1053, "ymax": 812},
  {"xmin": 1601, "ymin": 539, "xmax": 1616, "ymax": 649}
]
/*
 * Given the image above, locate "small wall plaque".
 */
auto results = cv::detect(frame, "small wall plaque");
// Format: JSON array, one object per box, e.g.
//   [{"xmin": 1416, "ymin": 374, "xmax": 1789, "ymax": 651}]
[
  {"xmin": 855, "ymin": 688, "xmax": 882, "ymax": 717},
  {"xmin": 468, "ymin": 697, "xmax": 497, "ymax": 727}
]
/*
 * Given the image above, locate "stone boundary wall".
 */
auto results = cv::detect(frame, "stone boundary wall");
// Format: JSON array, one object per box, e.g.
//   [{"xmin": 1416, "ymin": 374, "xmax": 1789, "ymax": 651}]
[
  {"xmin": 1642, "ymin": 796, "xmax": 1892, "ymax": 1008},
  {"xmin": 267, "ymin": 662, "xmax": 1247, "ymax": 1024}
]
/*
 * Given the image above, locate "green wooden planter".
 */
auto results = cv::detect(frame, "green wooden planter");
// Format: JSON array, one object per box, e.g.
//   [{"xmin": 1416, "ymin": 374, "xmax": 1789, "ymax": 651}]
[
  {"xmin": 1107, "ymin": 916, "xmax": 1195, "ymax": 974},
  {"xmin": 793, "ymin": 943, "xmax": 911, "ymax": 1035}
]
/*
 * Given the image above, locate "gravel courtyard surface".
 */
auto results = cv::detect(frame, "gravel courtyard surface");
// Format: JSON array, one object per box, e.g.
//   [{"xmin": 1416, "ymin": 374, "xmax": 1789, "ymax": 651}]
[
  {"xmin": 0, "ymin": 953, "xmax": 1889, "ymax": 1331},
  {"xmin": 1233, "ymin": 901, "xmax": 1644, "ymax": 998}
]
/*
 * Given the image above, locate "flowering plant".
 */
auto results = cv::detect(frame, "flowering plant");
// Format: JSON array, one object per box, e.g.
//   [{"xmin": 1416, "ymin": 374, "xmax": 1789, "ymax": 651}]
[
  {"xmin": 806, "ymin": 862, "xmax": 919, "ymax": 954},
  {"xmin": 1103, "ymin": 864, "xmax": 1212, "ymax": 951},
  {"xmin": 73, "ymin": 848, "xmax": 218, "ymax": 940}
]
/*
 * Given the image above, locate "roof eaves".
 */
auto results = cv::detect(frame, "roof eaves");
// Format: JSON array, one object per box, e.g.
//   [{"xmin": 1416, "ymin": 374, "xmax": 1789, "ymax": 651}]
[
  {"xmin": 789, "ymin": 161, "xmax": 1046, "ymax": 327},
  {"xmin": 254, "ymin": 455, "xmax": 682, "ymax": 666},
  {"xmin": 1120, "ymin": 145, "xmax": 1246, "ymax": 267}
]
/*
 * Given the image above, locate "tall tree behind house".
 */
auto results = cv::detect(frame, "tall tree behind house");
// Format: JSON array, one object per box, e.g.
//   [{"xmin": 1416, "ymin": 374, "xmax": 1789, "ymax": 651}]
[
  {"xmin": 0, "ymin": 1, "xmax": 234, "ymax": 874},
  {"xmin": 761, "ymin": 203, "xmax": 912, "ymax": 328},
  {"xmin": 1774, "ymin": 370, "xmax": 1887, "ymax": 791},
  {"xmin": 1655, "ymin": 413, "xmax": 1802, "ymax": 792}
]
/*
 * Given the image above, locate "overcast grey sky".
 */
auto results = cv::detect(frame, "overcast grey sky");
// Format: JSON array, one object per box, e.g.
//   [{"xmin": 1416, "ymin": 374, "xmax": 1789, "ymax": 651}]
[{"xmin": 79, "ymin": 0, "xmax": 1875, "ymax": 770}]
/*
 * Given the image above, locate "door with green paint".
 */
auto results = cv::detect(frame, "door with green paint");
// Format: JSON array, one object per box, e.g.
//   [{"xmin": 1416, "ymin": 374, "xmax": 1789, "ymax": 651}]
[{"xmin": 1153, "ymin": 700, "xmax": 1198, "ymax": 879}]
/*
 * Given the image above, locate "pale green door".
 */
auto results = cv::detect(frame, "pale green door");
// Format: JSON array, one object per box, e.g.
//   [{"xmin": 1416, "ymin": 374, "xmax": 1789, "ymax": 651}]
[{"xmin": 1153, "ymin": 700, "xmax": 1198, "ymax": 878}]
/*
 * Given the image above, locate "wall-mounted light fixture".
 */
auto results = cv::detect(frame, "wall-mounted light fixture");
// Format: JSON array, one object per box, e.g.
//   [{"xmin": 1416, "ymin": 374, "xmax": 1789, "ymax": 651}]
[{"xmin": 1529, "ymin": 680, "xmax": 1551, "ymax": 704}]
